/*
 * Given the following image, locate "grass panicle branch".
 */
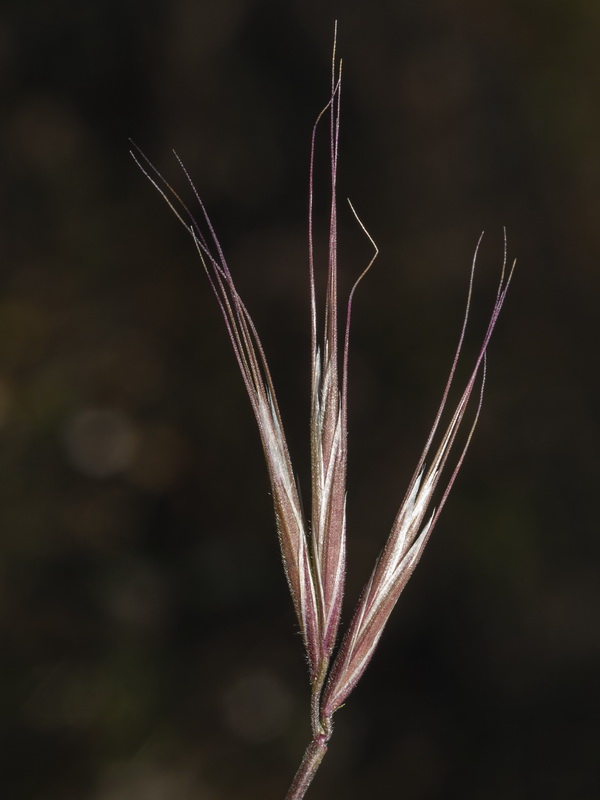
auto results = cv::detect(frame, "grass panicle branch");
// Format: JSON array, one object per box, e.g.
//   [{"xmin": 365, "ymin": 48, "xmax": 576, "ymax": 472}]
[{"xmin": 133, "ymin": 25, "xmax": 514, "ymax": 800}]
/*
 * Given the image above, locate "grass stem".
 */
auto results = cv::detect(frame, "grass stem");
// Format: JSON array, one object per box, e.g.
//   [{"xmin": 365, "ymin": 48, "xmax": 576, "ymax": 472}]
[{"xmin": 285, "ymin": 734, "xmax": 329, "ymax": 800}]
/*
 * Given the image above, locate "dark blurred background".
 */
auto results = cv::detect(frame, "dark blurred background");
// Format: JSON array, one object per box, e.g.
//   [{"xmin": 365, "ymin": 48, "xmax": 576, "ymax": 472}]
[{"xmin": 1, "ymin": 1, "xmax": 599, "ymax": 798}]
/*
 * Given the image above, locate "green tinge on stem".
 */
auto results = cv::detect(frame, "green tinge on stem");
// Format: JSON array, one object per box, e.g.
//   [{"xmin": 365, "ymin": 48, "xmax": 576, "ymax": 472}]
[{"xmin": 284, "ymin": 734, "xmax": 329, "ymax": 800}]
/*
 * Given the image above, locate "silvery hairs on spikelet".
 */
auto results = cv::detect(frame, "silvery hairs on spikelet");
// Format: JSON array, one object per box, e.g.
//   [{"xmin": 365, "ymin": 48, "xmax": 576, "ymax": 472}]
[{"xmin": 132, "ymin": 23, "xmax": 514, "ymax": 800}]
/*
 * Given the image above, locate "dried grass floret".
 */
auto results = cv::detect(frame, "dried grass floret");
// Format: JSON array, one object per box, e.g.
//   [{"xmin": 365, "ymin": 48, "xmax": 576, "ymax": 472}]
[{"xmin": 132, "ymin": 24, "xmax": 514, "ymax": 800}]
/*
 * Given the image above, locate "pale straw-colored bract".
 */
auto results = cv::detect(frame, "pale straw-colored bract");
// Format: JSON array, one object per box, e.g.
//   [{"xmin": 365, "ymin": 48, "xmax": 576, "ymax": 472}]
[{"xmin": 132, "ymin": 25, "xmax": 514, "ymax": 800}]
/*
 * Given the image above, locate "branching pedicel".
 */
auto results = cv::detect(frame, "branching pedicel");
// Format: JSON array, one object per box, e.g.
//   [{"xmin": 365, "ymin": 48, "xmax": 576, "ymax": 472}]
[{"xmin": 133, "ymin": 30, "xmax": 514, "ymax": 800}]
